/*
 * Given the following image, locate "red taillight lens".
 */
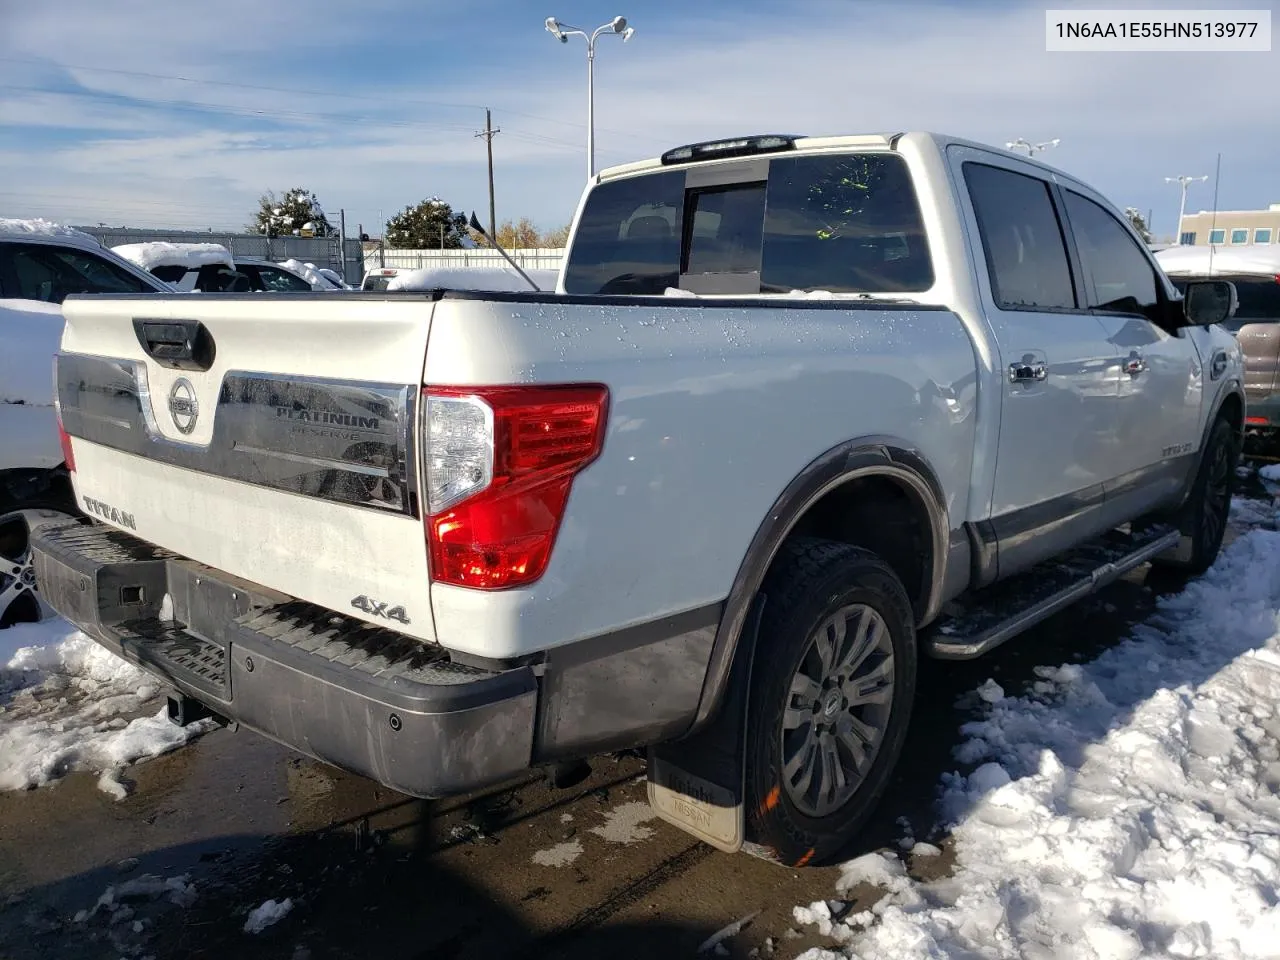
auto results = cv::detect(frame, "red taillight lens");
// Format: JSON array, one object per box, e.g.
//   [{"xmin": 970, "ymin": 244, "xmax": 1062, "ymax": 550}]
[
  {"xmin": 423, "ymin": 384, "xmax": 608, "ymax": 589},
  {"xmin": 1247, "ymin": 416, "xmax": 1268, "ymax": 425},
  {"xmin": 58, "ymin": 419, "xmax": 75, "ymax": 472}
]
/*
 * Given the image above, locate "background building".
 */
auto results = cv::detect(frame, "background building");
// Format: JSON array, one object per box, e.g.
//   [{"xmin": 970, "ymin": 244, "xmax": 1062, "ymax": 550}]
[{"xmin": 1178, "ymin": 203, "xmax": 1280, "ymax": 247}]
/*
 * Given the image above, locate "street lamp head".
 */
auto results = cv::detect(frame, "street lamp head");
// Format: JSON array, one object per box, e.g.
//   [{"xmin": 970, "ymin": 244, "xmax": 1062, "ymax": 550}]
[
  {"xmin": 545, "ymin": 16, "xmax": 565, "ymax": 40},
  {"xmin": 621, "ymin": 26, "xmax": 634, "ymax": 40},
  {"xmin": 610, "ymin": 15, "xmax": 628, "ymax": 32}
]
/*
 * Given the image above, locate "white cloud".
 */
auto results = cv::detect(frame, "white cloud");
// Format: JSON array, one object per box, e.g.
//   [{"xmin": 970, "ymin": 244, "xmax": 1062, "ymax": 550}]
[{"xmin": 0, "ymin": 0, "xmax": 1276, "ymax": 238}]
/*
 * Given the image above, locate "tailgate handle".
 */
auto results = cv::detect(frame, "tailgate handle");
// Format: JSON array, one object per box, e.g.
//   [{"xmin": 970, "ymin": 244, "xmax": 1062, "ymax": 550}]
[{"xmin": 132, "ymin": 319, "xmax": 216, "ymax": 372}]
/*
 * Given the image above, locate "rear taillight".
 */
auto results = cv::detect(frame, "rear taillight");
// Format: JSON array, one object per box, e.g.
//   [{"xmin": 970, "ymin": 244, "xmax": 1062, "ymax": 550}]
[
  {"xmin": 1247, "ymin": 416, "xmax": 1268, "ymax": 425},
  {"xmin": 422, "ymin": 384, "xmax": 609, "ymax": 589},
  {"xmin": 58, "ymin": 421, "xmax": 76, "ymax": 472}
]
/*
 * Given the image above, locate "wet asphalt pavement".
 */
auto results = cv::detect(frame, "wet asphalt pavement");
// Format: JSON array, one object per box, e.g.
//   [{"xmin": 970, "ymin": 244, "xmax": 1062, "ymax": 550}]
[{"xmin": 1, "ymin": 473, "xmax": 1275, "ymax": 960}]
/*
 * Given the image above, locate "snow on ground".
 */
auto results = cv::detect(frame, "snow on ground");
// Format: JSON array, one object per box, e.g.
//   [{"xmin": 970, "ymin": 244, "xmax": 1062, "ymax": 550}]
[
  {"xmin": 798, "ymin": 507, "xmax": 1280, "ymax": 959},
  {"xmin": 588, "ymin": 801, "xmax": 658, "ymax": 844},
  {"xmin": 1259, "ymin": 464, "xmax": 1280, "ymax": 483},
  {"xmin": 0, "ymin": 618, "xmax": 217, "ymax": 796},
  {"xmin": 244, "ymin": 897, "xmax": 293, "ymax": 934},
  {"xmin": 111, "ymin": 242, "xmax": 233, "ymax": 271},
  {"xmin": 386, "ymin": 265, "xmax": 560, "ymax": 293}
]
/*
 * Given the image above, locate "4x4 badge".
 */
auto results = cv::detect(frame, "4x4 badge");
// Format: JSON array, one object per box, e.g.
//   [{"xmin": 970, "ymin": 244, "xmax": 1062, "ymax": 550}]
[{"xmin": 351, "ymin": 595, "xmax": 410, "ymax": 624}]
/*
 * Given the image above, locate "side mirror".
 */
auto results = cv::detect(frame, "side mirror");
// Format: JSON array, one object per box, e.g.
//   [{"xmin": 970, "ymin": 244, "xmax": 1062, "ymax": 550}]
[{"xmin": 1182, "ymin": 279, "xmax": 1237, "ymax": 327}]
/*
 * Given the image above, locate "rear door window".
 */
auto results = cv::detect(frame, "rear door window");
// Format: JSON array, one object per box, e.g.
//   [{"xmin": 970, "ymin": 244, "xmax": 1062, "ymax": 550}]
[{"xmin": 962, "ymin": 163, "xmax": 1077, "ymax": 311}]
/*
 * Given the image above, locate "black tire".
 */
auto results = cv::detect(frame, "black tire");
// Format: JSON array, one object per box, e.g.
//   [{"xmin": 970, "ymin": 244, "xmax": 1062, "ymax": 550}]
[
  {"xmin": 0, "ymin": 468, "xmax": 81, "ymax": 629},
  {"xmin": 743, "ymin": 538, "xmax": 917, "ymax": 867},
  {"xmin": 1154, "ymin": 416, "xmax": 1239, "ymax": 576}
]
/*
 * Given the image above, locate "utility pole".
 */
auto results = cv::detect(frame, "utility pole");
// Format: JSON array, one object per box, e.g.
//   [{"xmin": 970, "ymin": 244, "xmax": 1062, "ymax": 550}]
[
  {"xmin": 338, "ymin": 208, "xmax": 348, "ymax": 283},
  {"xmin": 475, "ymin": 108, "xmax": 500, "ymax": 240}
]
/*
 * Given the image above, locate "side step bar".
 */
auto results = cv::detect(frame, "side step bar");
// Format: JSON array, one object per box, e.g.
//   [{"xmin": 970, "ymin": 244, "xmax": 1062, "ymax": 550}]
[{"xmin": 926, "ymin": 525, "xmax": 1181, "ymax": 660}]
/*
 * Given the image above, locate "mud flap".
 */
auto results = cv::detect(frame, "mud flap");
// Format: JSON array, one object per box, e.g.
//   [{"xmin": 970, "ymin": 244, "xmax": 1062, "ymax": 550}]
[{"xmin": 646, "ymin": 597, "xmax": 764, "ymax": 854}]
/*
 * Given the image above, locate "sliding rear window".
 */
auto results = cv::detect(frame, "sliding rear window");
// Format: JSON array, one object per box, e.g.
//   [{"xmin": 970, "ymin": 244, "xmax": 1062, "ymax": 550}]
[{"xmin": 563, "ymin": 153, "xmax": 933, "ymax": 296}]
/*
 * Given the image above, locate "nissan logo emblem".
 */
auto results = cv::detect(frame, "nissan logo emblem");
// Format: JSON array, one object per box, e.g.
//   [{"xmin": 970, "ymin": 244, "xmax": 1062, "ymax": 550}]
[{"xmin": 168, "ymin": 378, "xmax": 199, "ymax": 434}]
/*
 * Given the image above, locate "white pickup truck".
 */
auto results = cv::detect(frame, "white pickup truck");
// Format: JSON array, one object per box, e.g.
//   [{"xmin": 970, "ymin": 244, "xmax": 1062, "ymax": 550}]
[{"xmin": 34, "ymin": 132, "xmax": 1244, "ymax": 866}]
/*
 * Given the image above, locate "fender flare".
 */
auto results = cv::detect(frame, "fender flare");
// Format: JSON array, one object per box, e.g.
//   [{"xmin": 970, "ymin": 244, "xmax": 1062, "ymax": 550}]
[{"xmin": 689, "ymin": 436, "xmax": 950, "ymax": 731}]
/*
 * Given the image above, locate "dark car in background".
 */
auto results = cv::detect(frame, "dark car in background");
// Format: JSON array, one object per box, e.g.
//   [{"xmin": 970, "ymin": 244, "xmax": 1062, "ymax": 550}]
[{"xmin": 1157, "ymin": 246, "xmax": 1280, "ymax": 442}]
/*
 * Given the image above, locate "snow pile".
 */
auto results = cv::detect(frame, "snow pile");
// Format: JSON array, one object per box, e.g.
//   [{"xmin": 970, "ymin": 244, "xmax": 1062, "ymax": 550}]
[
  {"xmin": 0, "ymin": 218, "xmax": 98, "ymax": 245},
  {"xmin": 588, "ymin": 801, "xmax": 658, "ymax": 844},
  {"xmin": 244, "ymin": 897, "xmax": 293, "ymax": 933},
  {"xmin": 1259, "ymin": 464, "xmax": 1280, "ymax": 483},
  {"xmin": 807, "ymin": 526, "xmax": 1280, "ymax": 959},
  {"xmin": 386, "ymin": 266, "xmax": 559, "ymax": 293},
  {"xmin": 1, "ymin": 619, "xmax": 217, "ymax": 795},
  {"xmin": 75, "ymin": 873, "xmax": 199, "ymax": 924},
  {"xmin": 0, "ymin": 298, "xmax": 63, "ymax": 404},
  {"xmin": 111, "ymin": 242, "xmax": 233, "ymax": 272}
]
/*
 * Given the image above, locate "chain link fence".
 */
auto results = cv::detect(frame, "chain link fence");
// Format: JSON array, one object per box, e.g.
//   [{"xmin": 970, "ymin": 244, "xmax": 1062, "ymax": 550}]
[{"xmin": 76, "ymin": 227, "xmax": 365, "ymax": 284}]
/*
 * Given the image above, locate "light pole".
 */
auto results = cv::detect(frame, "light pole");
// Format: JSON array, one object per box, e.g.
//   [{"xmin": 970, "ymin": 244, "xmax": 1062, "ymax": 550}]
[
  {"xmin": 1006, "ymin": 137, "xmax": 1061, "ymax": 157},
  {"xmin": 545, "ymin": 15, "xmax": 634, "ymax": 179},
  {"xmin": 1165, "ymin": 175, "xmax": 1208, "ymax": 245}
]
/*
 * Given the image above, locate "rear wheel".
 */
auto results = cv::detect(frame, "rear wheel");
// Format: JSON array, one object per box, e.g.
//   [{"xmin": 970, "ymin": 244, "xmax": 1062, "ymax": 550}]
[
  {"xmin": 743, "ymin": 538, "xmax": 917, "ymax": 866},
  {"xmin": 0, "ymin": 507, "xmax": 77, "ymax": 628},
  {"xmin": 1155, "ymin": 415, "xmax": 1239, "ymax": 575}
]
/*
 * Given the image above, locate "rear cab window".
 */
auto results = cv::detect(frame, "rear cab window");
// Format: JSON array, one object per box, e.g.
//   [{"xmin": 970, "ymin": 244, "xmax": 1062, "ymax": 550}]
[{"xmin": 563, "ymin": 152, "xmax": 934, "ymax": 296}]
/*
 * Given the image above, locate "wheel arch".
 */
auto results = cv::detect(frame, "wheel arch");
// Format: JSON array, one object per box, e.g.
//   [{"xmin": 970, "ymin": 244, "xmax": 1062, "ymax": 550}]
[{"xmin": 691, "ymin": 437, "xmax": 949, "ymax": 731}]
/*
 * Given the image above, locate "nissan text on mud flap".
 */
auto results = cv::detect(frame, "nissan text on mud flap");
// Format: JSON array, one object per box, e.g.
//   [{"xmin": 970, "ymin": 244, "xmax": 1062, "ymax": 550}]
[{"xmin": 35, "ymin": 132, "xmax": 1246, "ymax": 866}]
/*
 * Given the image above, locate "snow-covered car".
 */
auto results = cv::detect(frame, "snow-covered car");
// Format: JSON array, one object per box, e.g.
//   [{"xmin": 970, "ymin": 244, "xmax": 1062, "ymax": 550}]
[
  {"xmin": 274, "ymin": 258, "xmax": 351, "ymax": 291},
  {"xmin": 0, "ymin": 219, "xmax": 170, "ymax": 628},
  {"xmin": 113, "ymin": 243, "xmax": 349, "ymax": 293},
  {"xmin": 111, "ymin": 242, "xmax": 248, "ymax": 292}
]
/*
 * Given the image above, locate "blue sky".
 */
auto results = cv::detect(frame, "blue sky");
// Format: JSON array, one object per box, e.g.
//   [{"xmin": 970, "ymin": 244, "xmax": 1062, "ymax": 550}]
[{"xmin": 1, "ymin": 0, "xmax": 1276, "ymax": 241}]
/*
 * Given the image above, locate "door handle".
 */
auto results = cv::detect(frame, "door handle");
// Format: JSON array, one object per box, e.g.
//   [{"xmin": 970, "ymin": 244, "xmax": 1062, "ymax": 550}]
[
  {"xmin": 1008, "ymin": 360, "xmax": 1048, "ymax": 383},
  {"xmin": 1124, "ymin": 351, "xmax": 1147, "ymax": 376}
]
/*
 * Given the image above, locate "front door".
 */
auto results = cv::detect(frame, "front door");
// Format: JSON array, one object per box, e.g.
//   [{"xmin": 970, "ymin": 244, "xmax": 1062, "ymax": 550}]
[
  {"xmin": 954, "ymin": 151, "xmax": 1123, "ymax": 578},
  {"xmin": 1059, "ymin": 188, "xmax": 1204, "ymax": 513}
]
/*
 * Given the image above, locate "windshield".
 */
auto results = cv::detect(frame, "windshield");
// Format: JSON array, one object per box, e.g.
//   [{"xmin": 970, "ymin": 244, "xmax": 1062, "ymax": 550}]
[{"xmin": 362, "ymin": 275, "xmax": 395, "ymax": 291}]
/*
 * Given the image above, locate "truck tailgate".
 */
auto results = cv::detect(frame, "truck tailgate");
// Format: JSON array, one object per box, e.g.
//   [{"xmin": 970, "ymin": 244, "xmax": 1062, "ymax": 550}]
[{"xmin": 56, "ymin": 293, "xmax": 438, "ymax": 641}]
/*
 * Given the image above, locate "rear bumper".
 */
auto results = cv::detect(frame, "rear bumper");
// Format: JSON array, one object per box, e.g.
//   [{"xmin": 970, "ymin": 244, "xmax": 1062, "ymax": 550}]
[{"xmin": 31, "ymin": 522, "xmax": 537, "ymax": 798}]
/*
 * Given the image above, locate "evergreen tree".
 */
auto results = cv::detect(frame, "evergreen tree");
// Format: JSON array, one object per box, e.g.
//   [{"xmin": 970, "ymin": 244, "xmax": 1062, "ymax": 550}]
[
  {"xmin": 252, "ymin": 188, "xmax": 333, "ymax": 237},
  {"xmin": 384, "ymin": 198, "xmax": 469, "ymax": 249}
]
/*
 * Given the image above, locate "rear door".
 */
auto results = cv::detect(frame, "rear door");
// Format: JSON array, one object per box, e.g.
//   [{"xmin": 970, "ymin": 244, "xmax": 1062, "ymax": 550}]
[{"xmin": 952, "ymin": 151, "xmax": 1123, "ymax": 577}]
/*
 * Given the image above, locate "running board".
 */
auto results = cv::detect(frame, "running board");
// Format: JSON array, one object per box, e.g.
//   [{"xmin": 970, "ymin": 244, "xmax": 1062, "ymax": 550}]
[{"xmin": 926, "ymin": 525, "xmax": 1180, "ymax": 660}]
